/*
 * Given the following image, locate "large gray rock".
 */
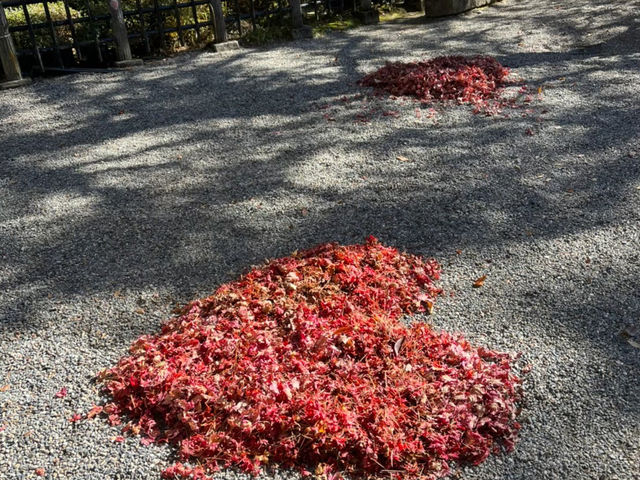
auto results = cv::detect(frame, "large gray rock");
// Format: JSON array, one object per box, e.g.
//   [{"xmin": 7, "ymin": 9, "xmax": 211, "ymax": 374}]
[{"xmin": 425, "ymin": 0, "xmax": 500, "ymax": 17}]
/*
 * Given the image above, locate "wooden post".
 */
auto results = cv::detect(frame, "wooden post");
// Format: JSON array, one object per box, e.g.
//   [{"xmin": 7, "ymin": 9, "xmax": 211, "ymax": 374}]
[
  {"xmin": 107, "ymin": 0, "xmax": 142, "ymax": 67},
  {"xmin": 0, "ymin": 2, "xmax": 30, "ymax": 88},
  {"xmin": 290, "ymin": 0, "xmax": 312, "ymax": 39},
  {"xmin": 210, "ymin": 0, "xmax": 227, "ymax": 43},
  {"xmin": 209, "ymin": 0, "xmax": 239, "ymax": 52}
]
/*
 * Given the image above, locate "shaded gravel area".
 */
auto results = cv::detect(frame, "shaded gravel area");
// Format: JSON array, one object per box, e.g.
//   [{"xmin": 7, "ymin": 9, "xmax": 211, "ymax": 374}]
[{"xmin": 1, "ymin": 0, "xmax": 639, "ymax": 479}]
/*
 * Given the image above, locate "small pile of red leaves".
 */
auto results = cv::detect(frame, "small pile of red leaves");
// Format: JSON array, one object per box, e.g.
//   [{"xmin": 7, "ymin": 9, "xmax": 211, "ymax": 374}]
[
  {"xmin": 359, "ymin": 56, "xmax": 510, "ymax": 111},
  {"xmin": 99, "ymin": 237, "xmax": 522, "ymax": 480}
]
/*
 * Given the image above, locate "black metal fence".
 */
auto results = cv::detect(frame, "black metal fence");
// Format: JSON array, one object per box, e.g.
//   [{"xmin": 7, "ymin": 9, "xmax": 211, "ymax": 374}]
[
  {"xmin": 2, "ymin": 0, "xmax": 290, "ymax": 73},
  {"xmin": 0, "ymin": 0, "xmax": 368, "ymax": 83}
]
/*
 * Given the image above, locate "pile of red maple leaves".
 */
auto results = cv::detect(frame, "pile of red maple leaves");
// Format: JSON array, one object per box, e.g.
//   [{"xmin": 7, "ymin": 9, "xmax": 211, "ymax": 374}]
[
  {"xmin": 99, "ymin": 237, "xmax": 522, "ymax": 480},
  {"xmin": 359, "ymin": 56, "xmax": 511, "ymax": 111}
]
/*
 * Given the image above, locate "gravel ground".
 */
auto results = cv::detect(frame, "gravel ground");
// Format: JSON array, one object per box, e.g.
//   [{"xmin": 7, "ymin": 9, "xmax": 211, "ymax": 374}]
[{"xmin": 1, "ymin": 0, "xmax": 639, "ymax": 479}]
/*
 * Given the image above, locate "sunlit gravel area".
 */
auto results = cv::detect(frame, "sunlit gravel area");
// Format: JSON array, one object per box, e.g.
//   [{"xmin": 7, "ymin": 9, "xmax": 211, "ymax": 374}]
[{"xmin": 1, "ymin": 0, "xmax": 639, "ymax": 479}]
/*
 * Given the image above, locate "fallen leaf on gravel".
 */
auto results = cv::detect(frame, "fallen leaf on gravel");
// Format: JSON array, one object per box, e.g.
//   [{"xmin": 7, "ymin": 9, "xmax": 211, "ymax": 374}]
[
  {"xmin": 301, "ymin": 208, "xmax": 309, "ymax": 217},
  {"xmin": 112, "ymin": 436, "xmax": 125, "ymax": 443},
  {"xmin": 69, "ymin": 413, "xmax": 83, "ymax": 423},
  {"xmin": 0, "ymin": 385, "xmax": 9, "ymax": 392},
  {"xmin": 0, "ymin": 424, "xmax": 6, "ymax": 432},
  {"xmin": 86, "ymin": 405, "xmax": 103, "ymax": 419},
  {"xmin": 54, "ymin": 387, "xmax": 68, "ymax": 398},
  {"xmin": 473, "ymin": 275, "xmax": 487, "ymax": 288},
  {"xmin": 456, "ymin": 249, "xmax": 462, "ymax": 255},
  {"xmin": 135, "ymin": 308, "xmax": 145, "ymax": 315},
  {"xmin": 35, "ymin": 468, "xmax": 45, "ymax": 477},
  {"xmin": 396, "ymin": 155, "xmax": 410, "ymax": 162}
]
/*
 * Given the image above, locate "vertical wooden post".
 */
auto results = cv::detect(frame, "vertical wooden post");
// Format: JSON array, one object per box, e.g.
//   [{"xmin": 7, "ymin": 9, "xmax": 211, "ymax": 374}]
[
  {"xmin": 107, "ymin": 0, "xmax": 142, "ymax": 67},
  {"xmin": 209, "ymin": 0, "xmax": 239, "ymax": 52},
  {"xmin": 210, "ymin": 0, "xmax": 227, "ymax": 43},
  {"xmin": 0, "ymin": 2, "xmax": 30, "ymax": 88},
  {"xmin": 290, "ymin": 0, "xmax": 312, "ymax": 39}
]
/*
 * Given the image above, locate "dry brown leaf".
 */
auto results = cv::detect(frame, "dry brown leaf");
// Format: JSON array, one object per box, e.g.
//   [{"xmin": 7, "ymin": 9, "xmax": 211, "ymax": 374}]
[
  {"xmin": 396, "ymin": 155, "xmax": 410, "ymax": 162},
  {"xmin": 473, "ymin": 275, "xmax": 487, "ymax": 288},
  {"xmin": 0, "ymin": 385, "xmax": 9, "ymax": 392}
]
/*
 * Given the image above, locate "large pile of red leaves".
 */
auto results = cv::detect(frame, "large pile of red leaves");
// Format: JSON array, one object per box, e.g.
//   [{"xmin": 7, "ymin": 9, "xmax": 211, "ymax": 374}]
[
  {"xmin": 359, "ymin": 56, "xmax": 510, "ymax": 110},
  {"xmin": 99, "ymin": 237, "xmax": 522, "ymax": 480}
]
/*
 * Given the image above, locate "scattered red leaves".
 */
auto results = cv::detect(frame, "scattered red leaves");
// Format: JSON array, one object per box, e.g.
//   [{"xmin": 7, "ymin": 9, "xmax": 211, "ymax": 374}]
[
  {"xmin": 86, "ymin": 405, "xmax": 104, "ymax": 419},
  {"xmin": 34, "ymin": 467, "xmax": 45, "ymax": 477},
  {"xmin": 55, "ymin": 387, "xmax": 68, "ymax": 399},
  {"xmin": 359, "ymin": 56, "xmax": 511, "ymax": 114},
  {"xmin": 99, "ymin": 237, "xmax": 522, "ymax": 480},
  {"xmin": 68, "ymin": 413, "xmax": 83, "ymax": 423}
]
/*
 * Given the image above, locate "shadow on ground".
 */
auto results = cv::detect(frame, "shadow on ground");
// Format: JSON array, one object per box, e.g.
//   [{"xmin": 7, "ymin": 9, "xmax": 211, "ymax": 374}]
[{"xmin": 1, "ymin": 0, "xmax": 639, "ymax": 418}]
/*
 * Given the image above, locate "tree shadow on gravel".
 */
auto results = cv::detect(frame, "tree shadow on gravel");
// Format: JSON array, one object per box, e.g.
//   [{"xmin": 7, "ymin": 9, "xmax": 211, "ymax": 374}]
[{"xmin": 1, "ymin": 0, "xmax": 639, "ymax": 428}]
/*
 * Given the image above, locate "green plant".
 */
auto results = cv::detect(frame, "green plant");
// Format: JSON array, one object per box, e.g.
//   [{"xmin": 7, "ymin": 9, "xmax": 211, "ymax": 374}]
[
  {"xmin": 311, "ymin": 13, "xmax": 361, "ymax": 36},
  {"xmin": 240, "ymin": 23, "xmax": 292, "ymax": 45},
  {"xmin": 238, "ymin": 13, "xmax": 293, "ymax": 46},
  {"xmin": 6, "ymin": 2, "xmax": 83, "ymax": 49}
]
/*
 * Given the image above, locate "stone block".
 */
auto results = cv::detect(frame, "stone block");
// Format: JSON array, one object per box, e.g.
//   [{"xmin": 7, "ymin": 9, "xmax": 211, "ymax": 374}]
[
  {"xmin": 213, "ymin": 40, "xmax": 241, "ymax": 53},
  {"xmin": 114, "ymin": 59, "xmax": 144, "ymax": 68},
  {"xmin": 0, "ymin": 77, "xmax": 31, "ymax": 89}
]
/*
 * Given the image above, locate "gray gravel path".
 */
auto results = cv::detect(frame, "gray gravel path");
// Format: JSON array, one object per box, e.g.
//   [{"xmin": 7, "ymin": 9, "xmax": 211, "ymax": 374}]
[{"xmin": 1, "ymin": 0, "xmax": 639, "ymax": 479}]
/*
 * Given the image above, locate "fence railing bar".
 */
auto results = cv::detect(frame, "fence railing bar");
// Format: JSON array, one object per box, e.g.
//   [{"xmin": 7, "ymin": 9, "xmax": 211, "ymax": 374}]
[
  {"xmin": 20, "ymin": 3, "xmax": 45, "ymax": 72},
  {"xmin": 82, "ymin": 0, "xmax": 103, "ymax": 64},
  {"xmin": 249, "ymin": 0, "xmax": 256, "ymax": 30},
  {"xmin": 134, "ymin": 0, "xmax": 151, "ymax": 53},
  {"xmin": 9, "ymin": 17, "xmax": 97, "ymax": 32},
  {"xmin": 41, "ymin": 0, "xmax": 64, "ymax": 67},
  {"xmin": 152, "ymin": 0, "xmax": 162, "ymax": 49},
  {"xmin": 62, "ymin": 0, "xmax": 82, "ymax": 61},
  {"xmin": 171, "ymin": 0, "xmax": 183, "ymax": 45},
  {"xmin": 233, "ymin": 0, "xmax": 241, "ymax": 36},
  {"xmin": 190, "ymin": 0, "xmax": 201, "ymax": 41}
]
